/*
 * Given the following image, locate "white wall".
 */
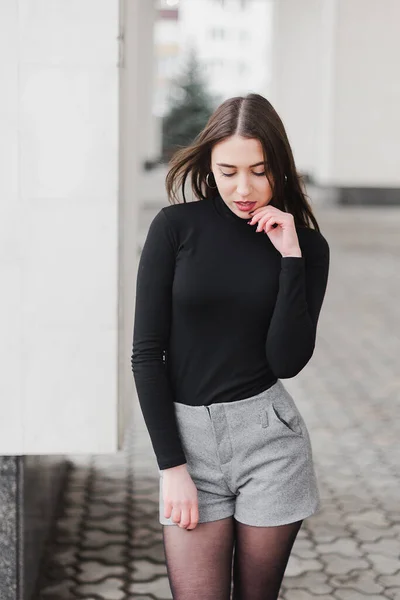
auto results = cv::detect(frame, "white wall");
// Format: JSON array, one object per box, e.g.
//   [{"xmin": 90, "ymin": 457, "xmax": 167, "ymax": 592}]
[
  {"xmin": 0, "ymin": 0, "xmax": 119, "ymax": 453},
  {"xmin": 270, "ymin": 0, "xmax": 323, "ymax": 177},
  {"xmin": 331, "ymin": 0, "xmax": 400, "ymax": 186},
  {"xmin": 271, "ymin": 0, "xmax": 400, "ymax": 187}
]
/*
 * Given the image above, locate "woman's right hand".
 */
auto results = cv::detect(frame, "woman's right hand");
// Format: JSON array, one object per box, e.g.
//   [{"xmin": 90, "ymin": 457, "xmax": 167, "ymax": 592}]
[{"xmin": 162, "ymin": 463, "xmax": 199, "ymax": 530}]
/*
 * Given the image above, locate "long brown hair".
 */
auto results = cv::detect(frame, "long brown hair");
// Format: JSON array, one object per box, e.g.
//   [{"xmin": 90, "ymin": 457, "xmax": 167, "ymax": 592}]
[{"xmin": 165, "ymin": 93, "xmax": 320, "ymax": 231}]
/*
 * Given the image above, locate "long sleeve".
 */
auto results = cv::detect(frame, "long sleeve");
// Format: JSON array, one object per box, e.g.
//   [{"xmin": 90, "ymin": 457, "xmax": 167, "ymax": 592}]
[
  {"xmin": 265, "ymin": 231, "xmax": 330, "ymax": 378},
  {"xmin": 131, "ymin": 209, "xmax": 187, "ymax": 471}
]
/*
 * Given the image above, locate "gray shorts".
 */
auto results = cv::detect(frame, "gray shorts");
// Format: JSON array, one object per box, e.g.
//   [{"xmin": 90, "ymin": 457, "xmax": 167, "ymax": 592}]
[{"xmin": 159, "ymin": 379, "xmax": 321, "ymax": 527}]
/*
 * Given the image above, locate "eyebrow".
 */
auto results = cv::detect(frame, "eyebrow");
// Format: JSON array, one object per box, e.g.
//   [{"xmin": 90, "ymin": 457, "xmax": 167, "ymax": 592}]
[{"xmin": 216, "ymin": 161, "xmax": 265, "ymax": 168}]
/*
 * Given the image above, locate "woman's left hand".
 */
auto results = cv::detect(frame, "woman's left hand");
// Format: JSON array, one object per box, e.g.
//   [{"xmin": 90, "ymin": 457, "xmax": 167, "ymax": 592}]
[{"xmin": 248, "ymin": 205, "xmax": 302, "ymax": 258}]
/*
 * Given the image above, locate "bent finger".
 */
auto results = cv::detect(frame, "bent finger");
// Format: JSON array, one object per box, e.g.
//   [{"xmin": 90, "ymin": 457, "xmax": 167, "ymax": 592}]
[
  {"xmin": 178, "ymin": 506, "xmax": 191, "ymax": 529},
  {"xmin": 187, "ymin": 504, "xmax": 199, "ymax": 530},
  {"xmin": 171, "ymin": 506, "xmax": 181, "ymax": 524}
]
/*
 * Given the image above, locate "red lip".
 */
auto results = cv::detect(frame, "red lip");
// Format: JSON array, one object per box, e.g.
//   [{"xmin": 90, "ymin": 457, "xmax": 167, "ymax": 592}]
[{"xmin": 235, "ymin": 201, "xmax": 256, "ymax": 212}]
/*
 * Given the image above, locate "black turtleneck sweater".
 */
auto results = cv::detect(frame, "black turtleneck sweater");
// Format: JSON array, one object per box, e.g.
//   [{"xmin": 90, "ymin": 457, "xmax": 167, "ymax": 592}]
[{"xmin": 131, "ymin": 194, "xmax": 330, "ymax": 470}]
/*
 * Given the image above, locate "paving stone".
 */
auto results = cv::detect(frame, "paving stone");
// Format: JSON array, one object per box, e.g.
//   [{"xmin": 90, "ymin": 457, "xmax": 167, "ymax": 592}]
[
  {"xmin": 345, "ymin": 510, "xmax": 391, "ymax": 528},
  {"xmin": 347, "ymin": 525, "xmax": 396, "ymax": 542},
  {"xmin": 132, "ymin": 503, "xmax": 160, "ymax": 517},
  {"xmin": 38, "ymin": 579, "xmax": 75, "ymax": 599},
  {"xmin": 127, "ymin": 577, "xmax": 172, "ymax": 598},
  {"xmin": 75, "ymin": 578, "xmax": 125, "ymax": 600},
  {"xmin": 76, "ymin": 561, "xmax": 125, "ymax": 583},
  {"xmin": 132, "ymin": 477, "xmax": 160, "ymax": 491},
  {"xmin": 132, "ymin": 525, "xmax": 163, "ymax": 540},
  {"xmin": 285, "ymin": 555, "xmax": 323, "ymax": 577},
  {"xmin": 82, "ymin": 529, "xmax": 127, "ymax": 547},
  {"xmin": 379, "ymin": 574, "xmax": 400, "ymax": 588},
  {"xmin": 95, "ymin": 490, "xmax": 129, "ymax": 505},
  {"xmin": 329, "ymin": 571, "xmax": 385, "ymax": 594},
  {"xmin": 84, "ymin": 515, "xmax": 127, "ymax": 534},
  {"xmin": 130, "ymin": 541, "xmax": 166, "ymax": 563},
  {"xmin": 360, "ymin": 538, "xmax": 400, "ymax": 557},
  {"xmin": 338, "ymin": 497, "xmax": 379, "ymax": 512},
  {"xmin": 55, "ymin": 514, "xmax": 82, "ymax": 535},
  {"xmin": 334, "ymin": 591, "xmax": 386, "ymax": 600},
  {"xmin": 292, "ymin": 548, "xmax": 318, "ymax": 559},
  {"xmin": 308, "ymin": 524, "xmax": 345, "ymax": 543},
  {"xmin": 91, "ymin": 488, "xmax": 127, "ymax": 502},
  {"xmin": 42, "ymin": 563, "xmax": 76, "ymax": 584},
  {"xmin": 130, "ymin": 596, "xmax": 165, "ymax": 600},
  {"xmin": 87, "ymin": 504, "xmax": 126, "ymax": 519},
  {"xmin": 63, "ymin": 504, "xmax": 86, "ymax": 518},
  {"xmin": 53, "ymin": 526, "xmax": 81, "ymax": 545},
  {"xmin": 291, "ymin": 538, "xmax": 318, "ymax": 559},
  {"xmin": 282, "ymin": 571, "xmax": 332, "ymax": 594},
  {"xmin": 316, "ymin": 539, "xmax": 361, "ymax": 557},
  {"xmin": 68, "ymin": 467, "xmax": 91, "ymax": 485},
  {"xmin": 285, "ymin": 590, "xmax": 332, "ymax": 600},
  {"xmin": 79, "ymin": 543, "xmax": 126, "ymax": 565},
  {"xmin": 295, "ymin": 528, "xmax": 309, "ymax": 540},
  {"xmin": 321, "ymin": 554, "xmax": 369, "ymax": 575},
  {"xmin": 65, "ymin": 488, "xmax": 88, "ymax": 505},
  {"xmin": 134, "ymin": 490, "xmax": 161, "ymax": 504},
  {"xmin": 130, "ymin": 559, "xmax": 168, "ymax": 582},
  {"xmin": 368, "ymin": 553, "xmax": 400, "ymax": 575},
  {"xmin": 93, "ymin": 467, "xmax": 129, "ymax": 480},
  {"xmin": 47, "ymin": 546, "xmax": 77, "ymax": 567},
  {"xmin": 387, "ymin": 512, "xmax": 400, "ymax": 523}
]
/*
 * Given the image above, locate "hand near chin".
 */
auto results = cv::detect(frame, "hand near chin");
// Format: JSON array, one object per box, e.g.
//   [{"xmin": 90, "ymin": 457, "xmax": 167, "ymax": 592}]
[{"xmin": 248, "ymin": 205, "xmax": 302, "ymax": 258}]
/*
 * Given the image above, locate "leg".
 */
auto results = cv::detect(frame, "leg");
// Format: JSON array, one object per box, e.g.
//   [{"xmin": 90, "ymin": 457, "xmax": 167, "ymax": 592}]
[
  {"xmin": 232, "ymin": 518, "xmax": 303, "ymax": 600},
  {"xmin": 162, "ymin": 516, "xmax": 235, "ymax": 600}
]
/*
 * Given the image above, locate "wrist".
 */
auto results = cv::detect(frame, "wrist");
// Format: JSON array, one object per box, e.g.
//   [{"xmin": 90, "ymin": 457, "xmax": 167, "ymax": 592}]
[
  {"xmin": 162, "ymin": 463, "xmax": 188, "ymax": 474},
  {"xmin": 282, "ymin": 251, "xmax": 302, "ymax": 258}
]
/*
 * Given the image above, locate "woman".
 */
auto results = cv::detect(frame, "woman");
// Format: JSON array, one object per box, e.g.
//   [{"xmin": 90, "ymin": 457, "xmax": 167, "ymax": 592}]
[{"xmin": 131, "ymin": 93, "xmax": 330, "ymax": 600}]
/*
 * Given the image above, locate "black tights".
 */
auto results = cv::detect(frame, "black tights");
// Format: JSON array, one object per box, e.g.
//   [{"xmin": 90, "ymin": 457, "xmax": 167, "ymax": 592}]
[{"xmin": 162, "ymin": 516, "xmax": 303, "ymax": 599}]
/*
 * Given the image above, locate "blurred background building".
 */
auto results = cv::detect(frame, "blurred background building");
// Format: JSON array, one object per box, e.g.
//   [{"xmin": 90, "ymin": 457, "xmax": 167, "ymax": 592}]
[{"xmin": 155, "ymin": 0, "xmax": 272, "ymax": 113}]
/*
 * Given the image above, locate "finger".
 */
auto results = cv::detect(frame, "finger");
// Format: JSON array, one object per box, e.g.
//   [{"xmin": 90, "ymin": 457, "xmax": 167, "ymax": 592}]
[
  {"xmin": 261, "ymin": 216, "xmax": 279, "ymax": 233},
  {"xmin": 178, "ymin": 506, "xmax": 191, "ymax": 529},
  {"xmin": 256, "ymin": 212, "xmax": 279, "ymax": 231},
  {"xmin": 187, "ymin": 504, "xmax": 199, "ymax": 530},
  {"xmin": 248, "ymin": 212, "xmax": 263, "ymax": 225},
  {"xmin": 256, "ymin": 214, "xmax": 274, "ymax": 232},
  {"xmin": 248, "ymin": 205, "xmax": 276, "ymax": 223},
  {"xmin": 163, "ymin": 500, "xmax": 172, "ymax": 520},
  {"xmin": 171, "ymin": 506, "xmax": 181, "ymax": 524},
  {"xmin": 262, "ymin": 211, "xmax": 289, "ymax": 230}
]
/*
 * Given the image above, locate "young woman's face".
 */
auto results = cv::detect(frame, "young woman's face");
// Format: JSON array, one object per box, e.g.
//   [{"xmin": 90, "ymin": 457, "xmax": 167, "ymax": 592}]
[{"xmin": 210, "ymin": 135, "xmax": 273, "ymax": 219}]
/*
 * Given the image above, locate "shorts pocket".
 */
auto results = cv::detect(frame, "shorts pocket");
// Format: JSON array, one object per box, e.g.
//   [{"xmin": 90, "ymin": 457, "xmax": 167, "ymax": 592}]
[{"xmin": 271, "ymin": 403, "xmax": 304, "ymax": 438}]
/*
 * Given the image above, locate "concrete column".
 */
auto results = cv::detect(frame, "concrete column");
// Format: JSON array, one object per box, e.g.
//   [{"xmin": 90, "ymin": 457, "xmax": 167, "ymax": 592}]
[
  {"xmin": 0, "ymin": 0, "xmax": 120, "ymax": 596},
  {"xmin": 0, "ymin": 0, "xmax": 120, "ymax": 455},
  {"xmin": 271, "ymin": 0, "xmax": 400, "ymax": 203},
  {"xmin": 118, "ymin": 0, "xmax": 157, "ymax": 445}
]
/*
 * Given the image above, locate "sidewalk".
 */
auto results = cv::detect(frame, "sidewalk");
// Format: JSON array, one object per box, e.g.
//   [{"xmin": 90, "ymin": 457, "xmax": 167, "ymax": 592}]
[{"xmin": 35, "ymin": 194, "xmax": 400, "ymax": 599}]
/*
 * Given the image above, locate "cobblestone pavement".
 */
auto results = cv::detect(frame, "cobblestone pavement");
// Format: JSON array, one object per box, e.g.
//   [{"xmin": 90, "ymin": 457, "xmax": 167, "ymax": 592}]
[{"xmin": 35, "ymin": 204, "xmax": 400, "ymax": 599}]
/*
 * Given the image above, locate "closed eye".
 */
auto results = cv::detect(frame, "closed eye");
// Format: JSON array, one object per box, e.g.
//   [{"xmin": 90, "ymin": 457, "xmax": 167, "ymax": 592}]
[{"xmin": 220, "ymin": 171, "xmax": 266, "ymax": 177}]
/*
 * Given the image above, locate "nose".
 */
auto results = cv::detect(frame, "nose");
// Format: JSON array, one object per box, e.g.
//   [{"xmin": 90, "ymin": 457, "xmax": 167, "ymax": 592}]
[{"xmin": 236, "ymin": 173, "xmax": 251, "ymax": 197}]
